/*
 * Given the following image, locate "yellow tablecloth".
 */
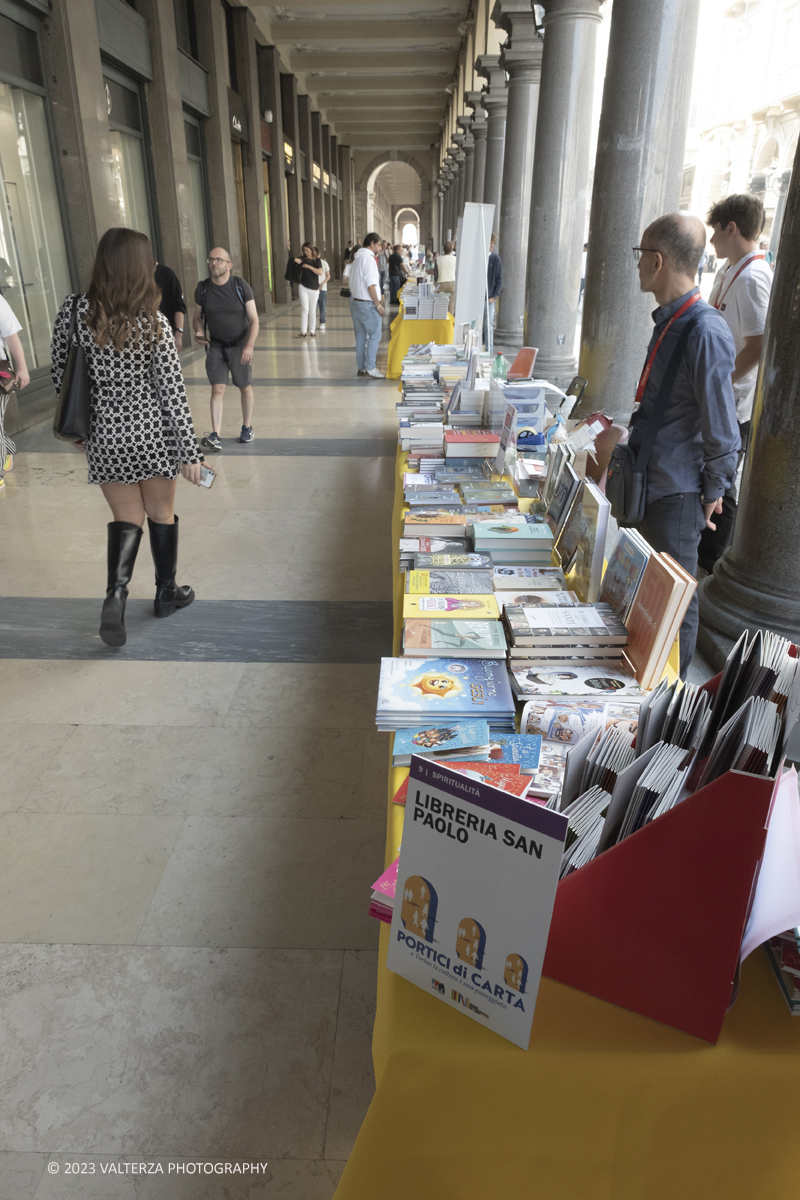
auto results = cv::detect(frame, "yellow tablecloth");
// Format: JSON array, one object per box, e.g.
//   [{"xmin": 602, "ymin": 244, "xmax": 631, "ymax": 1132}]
[
  {"xmin": 333, "ymin": 453, "xmax": 800, "ymax": 1200},
  {"xmin": 386, "ymin": 311, "xmax": 455, "ymax": 379}
]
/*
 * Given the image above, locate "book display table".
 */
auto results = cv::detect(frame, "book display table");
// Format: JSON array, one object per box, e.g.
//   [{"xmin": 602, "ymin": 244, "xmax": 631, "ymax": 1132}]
[
  {"xmin": 386, "ymin": 309, "xmax": 454, "ymax": 380},
  {"xmin": 333, "ymin": 450, "xmax": 800, "ymax": 1200}
]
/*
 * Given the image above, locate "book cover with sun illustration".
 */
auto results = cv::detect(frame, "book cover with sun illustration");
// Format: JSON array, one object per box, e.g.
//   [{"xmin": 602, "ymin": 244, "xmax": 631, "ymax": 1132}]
[{"xmin": 377, "ymin": 657, "xmax": 516, "ymax": 730}]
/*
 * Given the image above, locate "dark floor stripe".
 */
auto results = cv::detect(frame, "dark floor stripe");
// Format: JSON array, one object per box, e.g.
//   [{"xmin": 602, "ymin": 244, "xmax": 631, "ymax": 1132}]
[
  {"xmin": 200, "ymin": 438, "xmax": 397, "ymax": 457},
  {"xmin": 256, "ymin": 341, "xmax": 360, "ymax": 348},
  {"xmin": 183, "ymin": 377, "xmax": 388, "ymax": 387},
  {"xmin": 14, "ymin": 426, "xmax": 396, "ymax": 456},
  {"xmin": 0, "ymin": 598, "xmax": 393, "ymax": 662}
]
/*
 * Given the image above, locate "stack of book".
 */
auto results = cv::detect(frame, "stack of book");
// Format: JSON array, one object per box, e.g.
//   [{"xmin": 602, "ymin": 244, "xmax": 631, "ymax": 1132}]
[
  {"xmin": 398, "ymin": 420, "xmax": 444, "ymax": 455},
  {"xmin": 398, "ymin": 535, "xmax": 471, "ymax": 572},
  {"xmin": 404, "ymin": 486, "xmax": 462, "ymax": 508},
  {"xmin": 392, "ymin": 720, "xmax": 492, "ymax": 765},
  {"xmin": 376, "ymin": 657, "xmax": 517, "ymax": 732},
  {"xmin": 473, "ymin": 521, "xmax": 554, "ymax": 566},
  {"xmin": 504, "ymin": 602, "xmax": 631, "ymax": 696},
  {"xmin": 459, "ymin": 480, "xmax": 517, "ymax": 506},
  {"xmin": 444, "ymin": 429, "xmax": 500, "ymax": 460},
  {"xmin": 419, "ymin": 294, "xmax": 451, "ymax": 320}
]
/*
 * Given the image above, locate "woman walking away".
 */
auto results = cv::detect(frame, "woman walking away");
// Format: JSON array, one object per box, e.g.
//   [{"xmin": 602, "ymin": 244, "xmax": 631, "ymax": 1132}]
[
  {"xmin": 293, "ymin": 242, "xmax": 323, "ymax": 337},
  {"xmin": 51, "ymin": 228, "xmax": 204, "ymax": 647}
]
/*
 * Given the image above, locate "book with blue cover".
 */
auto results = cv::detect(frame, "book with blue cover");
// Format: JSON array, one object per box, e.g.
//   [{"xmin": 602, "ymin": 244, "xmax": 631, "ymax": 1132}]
[
  {"xmin": 376, "ymin": 657, "xmax": 516, "ymax": 731},
  {"xmin": 392, "ymin": 719, "xmax": 491, "ymax": 766},
  {"xmin": 486, "ymin": 733, "xmax": 543, "ymax": 775}
]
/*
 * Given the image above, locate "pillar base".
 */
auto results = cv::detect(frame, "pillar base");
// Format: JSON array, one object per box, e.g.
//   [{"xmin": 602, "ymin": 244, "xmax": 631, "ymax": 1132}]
[
  {"xmin": 697, "ymin": 555, "xmax": 800, "ymax": 668},
  {"xmin": 494, "ymin": 326, "xmax": 524, "ymax": 350}
]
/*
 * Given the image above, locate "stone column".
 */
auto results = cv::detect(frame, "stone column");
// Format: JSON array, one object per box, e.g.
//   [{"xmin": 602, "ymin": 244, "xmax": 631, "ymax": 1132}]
[
  {"xmin": 311, "ymin": 110, "xmax": 325, "ymax": 250},
  {"xmin": 281, "ymin": 73, "xmax": 305, "ymax": 276},
  {"xmin": 769, "ymin": 169, "xmax": 792, "ymax": 260},
  {"xmin": 322, "ymin": 123, "xmax": 333, "ymax": 257},
  {"xmin": 525, "ymin": 0, "xmax": 602, "ymax": 382},
  {"xmin": 453, "ymin": 135, "xmax": 467, "ymax": 223},
  {"xmin": 697, "ymin": 139, "xmax": 800, "ymax": 665},
  {"xmin": 296, "ymin": 95, "xmax": 316, "ymax": 249},
  {"xmin": 492, "ymin": 0, "xmax": 543, "ymax": 350},
  {"xmin": 440, "ymin": 167, "xmax": 451, "ymax": 241},
  {"xmin": 431, "ymin": 177, "xmax": 440, "ymax": 251},
  {"xmin": 476, "ymin": 55, "xmax": 508, "ymax": 224},
  {"xmin": 465, "ymin": 91, "xmax": 488, "ymax": 204},
  {"xmin": 340, "ymin": 146, "xmax": 354, "ymax": 246},
  {"xmin": 446, "ymin": 169, "xmax": 456, "ymax": 240},
  {"xmin": 446, "ymin": 154, "xmax": 458, "ymax": 238},
  {"xmin": 259, "ymin": 47, "xmax": 291, "ymax": 303},
  {"xmin": 571, "ymin": 0, "xmax": 700, "ymax": 419},
  {"xmin": 329, "ymin": 133, "xmax": 341, "ymax": 271},
  {"xmin": 458, "ymin": 116, "xmax": 475, "ymax": 209}
]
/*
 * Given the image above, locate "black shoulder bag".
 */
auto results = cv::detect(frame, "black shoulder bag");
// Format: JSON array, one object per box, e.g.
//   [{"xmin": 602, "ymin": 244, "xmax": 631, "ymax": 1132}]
[
  {"xmin": 53, "ymin": 294, "xmax": 91, "ymax": 443},
  {"xmin": 606, "ymin": 312, "xmax": 701, "ymax": 527}
]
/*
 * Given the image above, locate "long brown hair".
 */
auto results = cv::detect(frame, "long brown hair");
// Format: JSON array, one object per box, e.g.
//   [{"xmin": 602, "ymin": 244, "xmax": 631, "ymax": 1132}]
[{"xmin": 86, "ymin": 228, "xmax": 162, "ymax": 352}]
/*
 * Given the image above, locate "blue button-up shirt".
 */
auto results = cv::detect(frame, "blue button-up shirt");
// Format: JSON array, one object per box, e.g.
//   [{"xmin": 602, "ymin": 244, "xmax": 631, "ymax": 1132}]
[{"xmin": 628, "ymin": 288, "xmax": 740, "ymax": 504}]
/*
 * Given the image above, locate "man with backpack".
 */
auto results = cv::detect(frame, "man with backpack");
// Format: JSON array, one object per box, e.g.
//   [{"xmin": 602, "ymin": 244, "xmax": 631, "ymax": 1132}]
[{"xmin": 192, "ymin": 247, "xmax": 259, "ymax": 451}]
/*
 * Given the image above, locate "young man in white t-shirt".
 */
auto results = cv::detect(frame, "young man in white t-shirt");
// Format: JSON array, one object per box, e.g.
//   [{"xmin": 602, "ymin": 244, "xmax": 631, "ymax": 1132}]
[
  {"xmin": 0, "ymin": 293, "xmax": 30, "ymax": 487},
  {"xmin": 698, "ymin": 192, "xmax": 772, "ymax": 571},
  {"xmin": 316, "ymin": 253, "xmax": 331, "ymax": 331}
]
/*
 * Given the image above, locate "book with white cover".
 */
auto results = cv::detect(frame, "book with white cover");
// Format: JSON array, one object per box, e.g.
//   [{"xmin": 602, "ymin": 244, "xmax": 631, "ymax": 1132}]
[{"xmin": 387, "ymin": 756, "xmax": 567, "ymax": 1048}]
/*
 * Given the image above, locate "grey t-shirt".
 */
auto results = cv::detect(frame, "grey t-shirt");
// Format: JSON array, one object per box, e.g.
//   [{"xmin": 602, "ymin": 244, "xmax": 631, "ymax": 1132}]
[{"xmin": 195, "ymin": 276, "xmax": 254, "ymax": 344}]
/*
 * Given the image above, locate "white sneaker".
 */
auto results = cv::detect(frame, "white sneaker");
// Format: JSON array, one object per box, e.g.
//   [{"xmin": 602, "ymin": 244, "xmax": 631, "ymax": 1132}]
[
  {"xmin": 320, "ymin": 324, "xmax": 326, "ymax": 331},
  {"xmin": 366, "ymin": 368, "xmax": 385, "ymax": 378}
]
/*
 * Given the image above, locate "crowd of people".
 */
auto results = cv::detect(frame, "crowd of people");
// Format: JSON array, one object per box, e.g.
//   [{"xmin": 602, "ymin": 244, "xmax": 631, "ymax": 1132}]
[{"xmin": 0, "ymin": 188, "xmax": 774, "ymax": 671}]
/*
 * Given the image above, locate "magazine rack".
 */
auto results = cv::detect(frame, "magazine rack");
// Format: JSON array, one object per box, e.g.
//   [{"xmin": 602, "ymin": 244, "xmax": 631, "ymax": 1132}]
[{"xmin": 542, "ymin": 670, "xmax": 781, "ymax": 1043}]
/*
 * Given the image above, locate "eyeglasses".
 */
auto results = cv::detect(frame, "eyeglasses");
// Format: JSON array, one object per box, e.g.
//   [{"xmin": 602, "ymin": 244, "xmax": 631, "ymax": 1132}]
[
  {"xmin": 207, "ymin": 257, "xmax": 230, "ymax": 265},
  {"xmin": 632, "ymin": 247, "xmax": 659, "ymax": 263}
]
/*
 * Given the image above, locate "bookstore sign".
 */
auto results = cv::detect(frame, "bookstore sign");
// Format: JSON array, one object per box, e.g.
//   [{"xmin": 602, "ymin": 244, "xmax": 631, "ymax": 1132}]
[{"xmin": 387, "ymin": 756, "xmax": 567, "ymax": 1049}]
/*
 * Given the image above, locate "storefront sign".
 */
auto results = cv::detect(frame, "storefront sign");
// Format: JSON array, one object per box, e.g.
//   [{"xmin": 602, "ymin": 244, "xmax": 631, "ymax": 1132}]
[{"xmin": 227, "ymin": 87, "xmax": 248, "ymax": 142}]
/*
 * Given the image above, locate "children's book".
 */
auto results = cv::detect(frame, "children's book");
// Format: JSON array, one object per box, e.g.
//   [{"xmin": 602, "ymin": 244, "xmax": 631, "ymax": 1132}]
[{"xmin": 402, "ymin": 594, "xmax": 501, "ymax": 620}]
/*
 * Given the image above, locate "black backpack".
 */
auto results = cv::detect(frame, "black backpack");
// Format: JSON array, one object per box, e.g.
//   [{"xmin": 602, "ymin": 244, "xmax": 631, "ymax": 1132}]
[{"xmin": 198, "ymin": 276, "xmax": 248, "ymax": 346}]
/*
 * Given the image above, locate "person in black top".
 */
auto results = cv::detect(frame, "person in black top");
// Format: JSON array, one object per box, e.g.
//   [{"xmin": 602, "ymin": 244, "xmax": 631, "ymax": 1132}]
[
  {"xmin": 388, "ymin": 245, "xmax": 406, "ymax": 306},
  {"xmin": 292, "ymin": 241, "xmax": 323, "ymax": 337},
  {"xmin": 154, "ymin": 262, "xmax": 187, "ymax": 350}
]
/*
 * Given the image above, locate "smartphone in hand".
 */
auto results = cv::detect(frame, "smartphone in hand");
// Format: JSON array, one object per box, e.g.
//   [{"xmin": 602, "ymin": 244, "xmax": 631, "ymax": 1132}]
[{"xmin": 199, "ymin": 464, "xmax": 216, "ymax": 489}]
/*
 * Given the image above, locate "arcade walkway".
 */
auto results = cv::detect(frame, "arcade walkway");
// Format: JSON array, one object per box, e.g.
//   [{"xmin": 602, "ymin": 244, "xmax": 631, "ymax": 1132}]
[{"xmin": 0, "ymin": 295, "xmax": 394, "ymax": 1197}]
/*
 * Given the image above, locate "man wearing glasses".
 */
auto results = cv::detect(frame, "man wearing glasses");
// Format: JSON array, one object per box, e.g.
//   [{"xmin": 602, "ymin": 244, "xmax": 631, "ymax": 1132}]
[
  {"xmin": 193, "ymin": 248, "xmax": 260, "ymax": 451},
  {"xmin": 628, "ymin": 212, "xmax": 739, "ymax": 675}
]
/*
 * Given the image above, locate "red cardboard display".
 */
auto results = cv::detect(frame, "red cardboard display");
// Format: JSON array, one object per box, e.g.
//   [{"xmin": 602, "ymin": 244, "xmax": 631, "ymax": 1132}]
[{"xmin": 542, "ymin": 767, "xmax": 777, "ymax": 1042}]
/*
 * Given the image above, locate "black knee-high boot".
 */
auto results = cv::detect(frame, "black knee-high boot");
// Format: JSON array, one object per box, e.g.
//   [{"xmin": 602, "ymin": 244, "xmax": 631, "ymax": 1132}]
[
  {"xmin": 148, "ymin": 515, "xmax": 195, "ymax": 618},
  {"xmin": 100, "ymin": 521, "xmax": 143, "ymax": 647}
]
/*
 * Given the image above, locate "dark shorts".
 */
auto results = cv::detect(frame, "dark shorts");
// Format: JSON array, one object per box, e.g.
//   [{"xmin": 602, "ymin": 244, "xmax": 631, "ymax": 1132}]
[{"xmin": 205, "ymin": 340, "xmax": 252, "ymax": 389}]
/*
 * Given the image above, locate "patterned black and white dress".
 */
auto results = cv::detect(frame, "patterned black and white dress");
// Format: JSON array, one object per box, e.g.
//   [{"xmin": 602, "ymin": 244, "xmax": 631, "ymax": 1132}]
[{"xmin": 51, "ymin": 296, "xmax": 203, "ymax": 485}]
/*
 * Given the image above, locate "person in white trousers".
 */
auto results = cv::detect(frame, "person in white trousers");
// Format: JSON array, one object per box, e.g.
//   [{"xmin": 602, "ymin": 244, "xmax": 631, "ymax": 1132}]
[{"xmin": 293, "ymin": 243, "xmax": 324, "ymax": 338}]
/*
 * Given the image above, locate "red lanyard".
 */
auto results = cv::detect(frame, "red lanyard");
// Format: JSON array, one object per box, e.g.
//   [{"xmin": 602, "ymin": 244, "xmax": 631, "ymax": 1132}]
[
  {"xmin": 711, "ymin": 253, "xmax": 765, "ymax": 311},
  {"xmin": 635, "ymin": 291, "xmax": 702, "ymax": 404}
]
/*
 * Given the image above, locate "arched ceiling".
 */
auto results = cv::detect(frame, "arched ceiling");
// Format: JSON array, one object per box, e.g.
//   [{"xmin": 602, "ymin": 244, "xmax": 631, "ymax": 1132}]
[
  {"xmin": 372, "ymin": 162, "xmax": 423, "ymax": 204},
  {"xmin": 256, "ymin": 2, "xmax": 472, "ymax": 153}
]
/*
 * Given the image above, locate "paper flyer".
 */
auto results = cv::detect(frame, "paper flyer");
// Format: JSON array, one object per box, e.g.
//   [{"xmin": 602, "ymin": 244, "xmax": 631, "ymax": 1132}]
[{"xmin": 386, "ymin": 756, "xmax": 568, "ymax": 1049}]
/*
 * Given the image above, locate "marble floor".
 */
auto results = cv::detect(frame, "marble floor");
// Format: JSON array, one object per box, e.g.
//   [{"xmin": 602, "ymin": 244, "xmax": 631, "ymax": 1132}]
[{"xmin": 0, "ymin": 293, "xmax": 396, "ymax": 1198}]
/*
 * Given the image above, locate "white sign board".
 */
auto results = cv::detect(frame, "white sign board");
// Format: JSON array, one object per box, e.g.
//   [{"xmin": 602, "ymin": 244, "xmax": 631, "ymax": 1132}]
[
  {"xmin": 454, "ymin": 202, "xmax": 495, "ymax": 334},
  {"xmin": 387, "ymin": 756, "xmax": 568, "ymax": 1049}
]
